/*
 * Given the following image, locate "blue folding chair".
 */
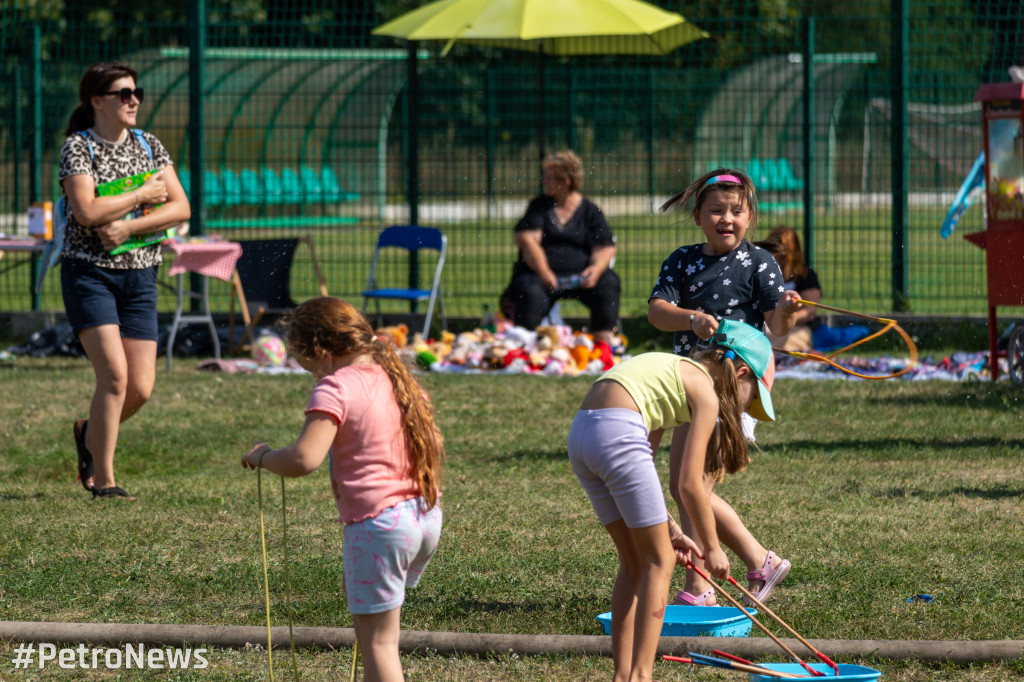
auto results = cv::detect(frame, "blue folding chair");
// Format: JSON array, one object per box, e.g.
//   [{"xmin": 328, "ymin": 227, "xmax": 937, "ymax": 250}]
[{"xmin": 362, "ymin": 225, "xmax": 447, "ymax": 338}]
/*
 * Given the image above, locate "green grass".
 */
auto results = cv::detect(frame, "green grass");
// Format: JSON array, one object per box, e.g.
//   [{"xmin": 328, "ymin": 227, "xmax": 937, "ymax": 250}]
[{"xmin": 0, "ymin": 359, "xmax": 1023, "ymax": 680}]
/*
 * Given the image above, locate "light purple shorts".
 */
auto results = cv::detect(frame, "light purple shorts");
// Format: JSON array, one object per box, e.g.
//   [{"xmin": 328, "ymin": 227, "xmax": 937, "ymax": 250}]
[
  {"xmin": 343, "ymin": 496, "xmax": 442, "ymax": 615},
  {"xmin": 567, "ymin": 408, "xmax": 668, "ymax": 529}
]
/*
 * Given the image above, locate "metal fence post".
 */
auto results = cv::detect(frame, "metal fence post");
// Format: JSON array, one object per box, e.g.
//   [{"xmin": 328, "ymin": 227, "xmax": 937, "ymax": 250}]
[
  {"xmin": 406, "ymin": 41, "xmax": 420, "ymax": 229},
  {"xmin": 486, "ymin": 65, "xmax": 495, "ymax": 222},
  {"xmin": 188, "ymin": 0, "xmax": 207, "ymax": 313},
  {"xmin": 30, "ymin": 25, "xmax": 42, "ymax": 311},
  {"xmin": 891, "ymin": 0, "xmax": 909, "ymax": 311},
  {"xmin": 406, "ymin": 42, "xmax": 420, "ymax": 307},
  {"xmin": 802, "ymin": 18, "xmax": 815, "ymax": 269},
  {"xmin": 647, "ymin": 66, "xmax": 655, "ymax": 215},
  {"xmin": 188, "ymin": 0, "xmax": 206, "ymax": 238}
]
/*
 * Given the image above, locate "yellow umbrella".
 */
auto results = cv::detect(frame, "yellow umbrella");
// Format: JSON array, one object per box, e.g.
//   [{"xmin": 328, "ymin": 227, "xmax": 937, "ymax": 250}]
[
  {"xmin": 372, "ymin": 0, "xmax": 709, "ymax": 56},
  {"xmin": 373, "ymin": 0, "xmax": 709, "ymax": 214}
]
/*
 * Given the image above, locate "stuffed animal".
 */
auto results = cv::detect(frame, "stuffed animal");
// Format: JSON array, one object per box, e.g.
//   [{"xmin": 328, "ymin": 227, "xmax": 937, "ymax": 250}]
[
  {"xmin": 549, "ymin": 347, "xmax": 578, "ymax": 376},
  {"xmin": 591, "ymin": 340, "xmax": 615, "ymax": 371},
  {"xmin": 534, "ymin": 325, "xmax": 560, "ymax": 352},
  {"xmin": 570, "ymin": 333, "xmax": 594, "ymax": 370},
  {"xmin": 502, "ymin": 325, "xmax": 537, "ymax": 349},
  {"xmin": 429, "ymin": 330, "xmax": 455, "ymax": 361},
  {"xmin": 447, "ymin": 330, "xmax": 479, "ymax": 366},
  {"xmin": 375, "ymin": 323, "xmax": 409, "ymax": 349}
]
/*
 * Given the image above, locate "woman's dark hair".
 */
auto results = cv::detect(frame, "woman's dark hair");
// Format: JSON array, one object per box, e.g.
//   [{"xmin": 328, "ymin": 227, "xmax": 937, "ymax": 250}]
[{"xmin": 64, "ymin": 62, "xmax": 139, "ymax": 136}]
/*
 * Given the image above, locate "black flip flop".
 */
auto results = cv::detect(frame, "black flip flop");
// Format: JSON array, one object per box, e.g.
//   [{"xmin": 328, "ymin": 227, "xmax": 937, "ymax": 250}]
[
  {"xmin": 73, "ymin": 419, "xmax": 94, "ymax": 491},
  {"xmin": 92, "ymin": 486, "xmax": 135, "ymax": 500}
]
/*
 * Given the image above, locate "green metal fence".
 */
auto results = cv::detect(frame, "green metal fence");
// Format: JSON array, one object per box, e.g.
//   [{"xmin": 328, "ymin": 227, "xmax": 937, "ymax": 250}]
[{"xmin": 2, "ymin": 1, "xmax": 1022, "ymax": 329}]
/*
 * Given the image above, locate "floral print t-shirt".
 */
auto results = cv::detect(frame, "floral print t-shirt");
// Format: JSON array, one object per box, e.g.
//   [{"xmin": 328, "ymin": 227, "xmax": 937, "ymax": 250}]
[{"xmin": 649, "ymin": 240, "xmax": 785, "ymax": 355}]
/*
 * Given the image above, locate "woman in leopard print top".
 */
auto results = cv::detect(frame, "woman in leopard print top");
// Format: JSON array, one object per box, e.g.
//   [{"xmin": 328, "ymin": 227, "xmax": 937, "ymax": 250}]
[{"xmin": 60, "ymin": 61, "xmax": 191, "ymax": 500}]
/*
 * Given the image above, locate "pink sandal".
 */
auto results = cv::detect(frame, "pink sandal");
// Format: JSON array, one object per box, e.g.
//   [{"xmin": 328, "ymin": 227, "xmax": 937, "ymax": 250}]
[
  {"xmin": 674, "ymin": 588, "xmax": 716, "ymax": 606},
  {"xmin": 744, "ymin": 551, "xmax": 791, "ymax": 606}
]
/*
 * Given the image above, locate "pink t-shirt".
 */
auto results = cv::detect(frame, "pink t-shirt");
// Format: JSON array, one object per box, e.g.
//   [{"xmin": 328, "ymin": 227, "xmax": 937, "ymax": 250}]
[{"xmin": 306, "ymin": 364, "xmax": 422, "ymax": 523}]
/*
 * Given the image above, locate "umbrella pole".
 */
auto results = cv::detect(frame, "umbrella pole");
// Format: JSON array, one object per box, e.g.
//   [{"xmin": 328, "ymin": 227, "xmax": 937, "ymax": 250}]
[{"xmin": 539, "ymin": 39, "xmax": 545, "ymax": 163}]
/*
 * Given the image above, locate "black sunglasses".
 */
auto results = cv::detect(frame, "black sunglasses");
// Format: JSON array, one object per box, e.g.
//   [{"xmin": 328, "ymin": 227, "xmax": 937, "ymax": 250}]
[{"xmin": 101, "ymin": 87, "xmax": 144, "ymax": 104}]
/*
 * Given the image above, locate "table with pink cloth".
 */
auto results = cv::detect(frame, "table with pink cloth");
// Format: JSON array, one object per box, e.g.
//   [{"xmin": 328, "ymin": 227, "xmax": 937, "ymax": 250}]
[{"xmin": 162, "ymin": 239, "xmax": 242, "ymax": 369}]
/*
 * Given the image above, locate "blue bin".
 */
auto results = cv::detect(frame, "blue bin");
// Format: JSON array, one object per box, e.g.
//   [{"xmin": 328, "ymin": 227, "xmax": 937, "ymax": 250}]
[
  {"xmin": 748, "ymin": 663, "xmax": 881, "ymax": 681},
  {"xmin": 597, "ymin": 605, "xmax": 755, "ymax": 637}
]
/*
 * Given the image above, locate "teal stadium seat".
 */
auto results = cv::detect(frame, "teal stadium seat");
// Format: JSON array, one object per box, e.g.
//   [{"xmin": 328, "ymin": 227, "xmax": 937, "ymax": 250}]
[
  {"xmin": 746, "ymin": 158, "xmax": 768, "ymax": 187},
  {"xmin": 240, "ymin": 169, "xmax": 262, "ymax": 205},
  {"xmin": 320, "ymin": 166, "xmax": 360, "ymax": 203},
  {"xmin": 219, "ymin": 169, "xmax": 242, "ymax": 206},
  {"xmin": 261, "ymin": 168, "xmax": 283, "ymax": 205},
  {"xmin": 280, "ymin": 168, "xmax": 303, "ymax": 204},
  {"xmin": 179, "ymin": 170, "xmax": 190, "ymax": 199},
  {"xmin": 176, "ymin": 170, "xmax": 222, "ymax": 205},
  {"xmin": 776, "ymin": 158, "xmax": 804, "ymax": 190},
  {"xmin": 320, "ymin": 166, "xmax": 342, "ymax": 203},
  {"xmin": 300, "ymin": 165, "xmax": 323, "ymax": 204},
  {"xmin": 762, "ymin": 159, "xmax": 782, "ymax": 190},
  {"xmin": 204, "ymin": 170, "xmax": 223, "ymax": 207}
]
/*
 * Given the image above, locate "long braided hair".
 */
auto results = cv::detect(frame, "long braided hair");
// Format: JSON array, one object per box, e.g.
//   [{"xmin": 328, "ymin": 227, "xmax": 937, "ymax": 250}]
[
  {"xmin": 691, "ymin": 347, "xmax": 751, "ymax": 482},
  {"xmin": 285, "ymin": 296, "xmax": 443, "ymax": 509}
]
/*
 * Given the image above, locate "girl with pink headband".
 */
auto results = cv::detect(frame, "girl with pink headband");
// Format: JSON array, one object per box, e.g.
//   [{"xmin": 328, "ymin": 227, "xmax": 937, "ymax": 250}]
[{"xmin": 647, "ymin": 167, "xmax": 803, "ymax": 608}]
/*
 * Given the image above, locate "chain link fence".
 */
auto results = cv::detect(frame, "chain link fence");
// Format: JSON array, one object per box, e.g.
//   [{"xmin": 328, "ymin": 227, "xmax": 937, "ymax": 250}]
[{"xmin": 1, "ymin": 1, "xmax": 1022, "ymax": 327}]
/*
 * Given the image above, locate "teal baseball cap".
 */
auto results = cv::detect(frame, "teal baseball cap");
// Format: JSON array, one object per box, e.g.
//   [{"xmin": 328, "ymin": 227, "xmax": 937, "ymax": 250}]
[{"xmin": 710, "ymin": 319, "xmax": 776, "ymax": 422}]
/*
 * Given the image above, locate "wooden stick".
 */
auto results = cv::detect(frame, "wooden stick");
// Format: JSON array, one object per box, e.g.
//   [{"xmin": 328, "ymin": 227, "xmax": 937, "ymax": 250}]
[
  {"xmin": 687, "ymin": 651, "xmax": 808, "ymax": 678},
  {"xmin": 664, "ymin": 654, "xmax": 806, "ymax": 679},
  {"xmin": 685, "ymin": 560, "xmax": 825, "ymax": 677},
  {"xmin": 727, "ymin": 576, "xmax": 840, "ymax": 676}
]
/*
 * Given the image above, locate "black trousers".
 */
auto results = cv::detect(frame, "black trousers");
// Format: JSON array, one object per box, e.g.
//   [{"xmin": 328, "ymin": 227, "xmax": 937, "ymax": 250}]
[{"xmin": 505, "ymin": 268, "xmax": 621, "ymax": 332}]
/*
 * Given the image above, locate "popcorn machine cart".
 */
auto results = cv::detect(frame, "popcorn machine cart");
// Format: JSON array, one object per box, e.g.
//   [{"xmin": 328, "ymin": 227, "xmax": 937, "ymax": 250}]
[{"xmin": 963, "ymin": 82, "xmax": 1024, "ymax": 382}]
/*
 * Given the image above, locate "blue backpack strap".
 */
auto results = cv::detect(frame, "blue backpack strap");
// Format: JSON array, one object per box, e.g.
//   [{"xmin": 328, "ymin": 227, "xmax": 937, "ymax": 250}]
[
  {"xmin": 39, "ymin": 131, "xmax": 95, "ymax": 282},
  {"xmin": 40, "ymin": 130, "xmax": 155, "ymax": 287},
  {"xmin": 79, "ymin": 129, "xmax": 94, "ymax": 162},
  {"xmin": 131, "ymin": 128, "xmax": 153, "ymax": 160}
]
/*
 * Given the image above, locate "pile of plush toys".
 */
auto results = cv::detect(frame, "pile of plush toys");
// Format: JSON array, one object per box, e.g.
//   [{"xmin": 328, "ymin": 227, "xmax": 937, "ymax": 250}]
[{"xmin": 375, "ymin": 320, "xmax": 629, "ymax": 376}]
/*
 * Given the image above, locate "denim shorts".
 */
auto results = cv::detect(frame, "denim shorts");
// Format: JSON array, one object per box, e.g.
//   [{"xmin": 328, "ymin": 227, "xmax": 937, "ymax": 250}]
[
  {"xmin": 568, "ymin": 408, "xmax": 668, "ymax": 529},
  {"xmin": 343, "ymin": 497, "xmax": 443, "ymax": 615},
  {"xmin": 60, "ymin": 257, "xmax": 159, "ymax": 341}
]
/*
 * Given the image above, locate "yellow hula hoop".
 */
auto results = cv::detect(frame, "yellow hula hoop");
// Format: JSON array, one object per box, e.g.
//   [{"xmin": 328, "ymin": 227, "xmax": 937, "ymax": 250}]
[{"xmin": 772, "ymin": 299, "xmax": 918, "ymax": 380}]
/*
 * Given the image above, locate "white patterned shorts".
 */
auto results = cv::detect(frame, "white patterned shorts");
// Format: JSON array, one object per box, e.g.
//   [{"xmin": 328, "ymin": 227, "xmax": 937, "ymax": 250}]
[{"xmin": 343, "ymin": 497, "xmax": 442, "ymax": 615}]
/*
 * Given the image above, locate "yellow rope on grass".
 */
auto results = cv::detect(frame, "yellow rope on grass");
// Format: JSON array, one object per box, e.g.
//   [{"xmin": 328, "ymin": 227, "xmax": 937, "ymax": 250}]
[
  {"xmin": 349, "ymin": 640, "xmax": 360, "ymax": 682},
  {"xmin": 773, "ymin": 299, "xmax": 919, "ymax": 380},
  {"xmin": 257, "ymin": 455, "xmax": 302, "ymax": 681}
]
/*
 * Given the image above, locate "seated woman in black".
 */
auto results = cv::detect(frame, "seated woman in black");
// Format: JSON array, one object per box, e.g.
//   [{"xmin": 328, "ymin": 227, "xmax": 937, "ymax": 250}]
[{"xmin": 503, "ymin": 150, "xmax": 620, "ymax": 344}]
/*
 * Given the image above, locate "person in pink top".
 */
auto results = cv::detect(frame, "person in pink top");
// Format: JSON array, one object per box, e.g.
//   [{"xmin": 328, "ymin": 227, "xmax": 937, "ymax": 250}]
[{"xmin": 242, "ymin": 296, "xmax": 443, "ymax": 682}]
